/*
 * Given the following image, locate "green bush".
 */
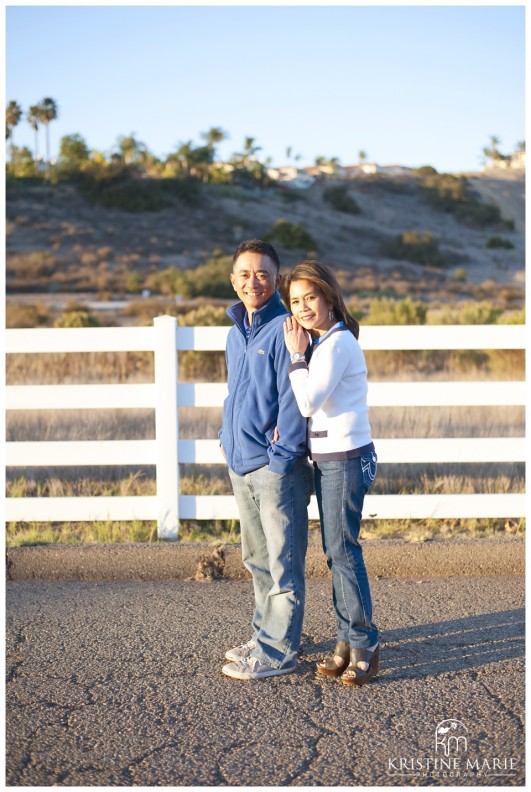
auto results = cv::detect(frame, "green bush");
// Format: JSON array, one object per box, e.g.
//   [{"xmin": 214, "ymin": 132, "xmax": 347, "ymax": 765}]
[
  {"xmin": 263, "ymin": 219, "xmax": 318, "ymax": 250},
  {"xmin": 79, "ymin": 173, "xmax": 201, "ymax": 212},
  {"xmin": 144, "ymin": 266, "xmax": 187, "ymax": 297},
  {"xmin": 364, "ymin": 297, "xmax": 427, "ymax": 325},
  {"xmin": 145, "ymin": 255, "xmax": 234, "ymax": 299},
  {"xmin": 498, "ymin": 308, "xmax": 525, "ymax": 324},
  {"xmin": 433, "ymin": 301, "xmax": 504, "ymax": 325},
  {"xmin": 54, "ymin": 310, "xmax": 101, "ymax": 328},
  {"xmin": 415, "ymin": 165, "xmax": 438, "ymax": 175},
  {"xmin": 381, "ymin": 230, "xmax": 447, "ymax": 267},
  {"xmin": 185, "ymin": 256, "xmax": 234, "ymax": 299},
  {"xmin": 486, "ymin": 235, "xmax": 515, "ymax": 250},
  {"xmin": 178, "ymin": 305, "xmax": 232, "ymax": 327},
  {"xmin": 323, "ymin": 185, "xmax": 361, "ymax": 214}
]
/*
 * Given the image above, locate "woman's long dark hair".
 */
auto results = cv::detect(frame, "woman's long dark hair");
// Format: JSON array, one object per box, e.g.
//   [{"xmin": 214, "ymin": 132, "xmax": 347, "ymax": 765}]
[{"xmin": 280, "ymin": 260, "xmax": 360, "ymax": 339}]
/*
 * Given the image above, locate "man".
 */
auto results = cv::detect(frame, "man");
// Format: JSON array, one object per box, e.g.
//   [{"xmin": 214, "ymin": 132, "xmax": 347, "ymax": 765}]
[{"xmin": 219, "ymin": 239, "xmax": 313, "ymax": 680}]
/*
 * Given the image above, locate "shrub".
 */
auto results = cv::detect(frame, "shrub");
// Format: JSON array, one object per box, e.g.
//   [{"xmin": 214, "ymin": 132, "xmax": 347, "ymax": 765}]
[
  {"xmin": 323, "ymin": 185, "xmax": 361, "ymax": 214},
  {"xmin": 6, "ymin": 303, "xmax": 50, "ymax": 328},
  {"xmin": 498, "ymin": 308, "xmax": 525, "ymax": 324},
  {"xmin": 263, "ymin": 219, "xmax": 318, "ymax": 250},
  {"xmin": 54, "ymin": 311, "xmax": 101, "ymax": 328},
  {"xmin": 454, "ymin": 268, "xmax": 467, "ymax": 282},
  {"xmin": 434, "ymin": 301, "xmax": 504, "ymax": 325},
  {"xmin": 178, "ymin": 305, "xmax": 232, "ymax": 327},
  {"xmin": 381, "ymin": 230, "xmax": 447, "ymax": 268},
  {"xmin": 364, "ymin": 297, "xmax": 427, "ymax": 325},
  {"xmin": 415, "ymin": 165, "xmax": 438, "ymax": 175},
  {"xmin": 79, "ymin": 174, "xmax": 201, "ymax": 212},
  {"xmin": 145, "ymin": 255, "xmax": 234, "ymax": 299},
  {"xmin": 125, "ymin": 272, "xmax": 142, "ymax": 293},
  {"xmin": 144, "ymin": 266, "xmax": 188, "ymax": 297},
  {"xmin": 185, "ymin": 256, "xmax": 234, "ymax": 299},
  {"xmin": 7, "ymin": 251, "xmax": 59, "ymax": 280},
  {"xmin": 486, "ymin": 236, "xmax": 515, "ymax": 250}
]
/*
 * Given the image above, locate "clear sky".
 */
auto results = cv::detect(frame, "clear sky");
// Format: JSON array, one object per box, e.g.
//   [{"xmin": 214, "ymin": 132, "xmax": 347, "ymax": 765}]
[{"xmin": 5, "ymin": 3, "xmax": 526, "ymax": 173}]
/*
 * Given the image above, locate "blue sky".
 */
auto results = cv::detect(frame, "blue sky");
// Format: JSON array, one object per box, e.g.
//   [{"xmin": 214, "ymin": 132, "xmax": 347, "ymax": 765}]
[{"xmin": 5, "ymin": 4, "xmax": 526, "ymax": 173}]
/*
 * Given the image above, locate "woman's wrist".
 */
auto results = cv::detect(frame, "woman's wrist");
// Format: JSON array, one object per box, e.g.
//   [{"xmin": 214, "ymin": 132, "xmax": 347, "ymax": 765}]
[{"xmin": 290, "ymin": 351, "xmax": 305, "ymax": 363}]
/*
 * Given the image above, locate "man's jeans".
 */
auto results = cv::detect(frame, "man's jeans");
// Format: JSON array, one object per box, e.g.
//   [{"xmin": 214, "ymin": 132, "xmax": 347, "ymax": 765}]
[
  {"xmin": 314, "ymin": 452, "xmax": 379, "ymax": 649},
  {"xmin": 228, "ymin": 458, "xmax": 314, "ymax": 668}
]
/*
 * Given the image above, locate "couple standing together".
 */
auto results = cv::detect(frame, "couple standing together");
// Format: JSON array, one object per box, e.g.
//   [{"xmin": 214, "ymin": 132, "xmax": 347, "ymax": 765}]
[{"xmin": 219, "ymin": 239, "xmax": 379, "ymax": 685}]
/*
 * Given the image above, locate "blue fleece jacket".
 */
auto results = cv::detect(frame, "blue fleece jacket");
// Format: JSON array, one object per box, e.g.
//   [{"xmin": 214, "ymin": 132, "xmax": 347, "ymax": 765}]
[{"xmin": 219, "ymin": 292, "xmax": 308, "ymax": 476}]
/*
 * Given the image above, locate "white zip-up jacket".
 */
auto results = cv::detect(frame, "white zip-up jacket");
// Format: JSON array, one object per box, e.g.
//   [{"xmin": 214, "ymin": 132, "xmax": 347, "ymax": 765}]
[{"xmin": 288, "ymin": 324, "xmax": 373, "ymax": 460}]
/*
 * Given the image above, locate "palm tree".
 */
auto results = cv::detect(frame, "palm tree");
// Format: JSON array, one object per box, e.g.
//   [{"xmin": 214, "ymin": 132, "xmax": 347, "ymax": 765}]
[
  {"xmin": 6, "ymin": 101, "xmax": 22, "ymax": 165},
  {"xmin": 243, "ymin": 136, "xmax": 261, "ymax": 165},
  {"xmin": 482, "ymin": 135, "xmax": 503, "ymax": 167},
  {"xmin": 174, "ymin": 140, "xmax": 194, "ymax": 176},
  {"xmin": 358, "ymin": 150, "xmax": 368, "ymax": 165},
  {"xmin": 116, "ymin": 133, "xmax": 147, "ymax": 166},
  {"xmin": 37, "ymin": 97, "xmax": 59, "ymax": 180},
  {"xmin": 201, "ymin": 126, "xmax": 227, "ymax": 152},
  {"xmin": 27, "ymin": 105, "xmax": 41, "ymax": 174}
]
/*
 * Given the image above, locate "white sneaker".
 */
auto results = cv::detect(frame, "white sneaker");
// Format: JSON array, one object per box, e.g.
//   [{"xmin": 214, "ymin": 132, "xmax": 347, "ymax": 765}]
[
  {"xmin": 222, "ymin": 655, "xmax": 295, "ymax": 680},
  {"xmin": 224, "ymin": 640, "xmax": 257, "ymax": 662}
]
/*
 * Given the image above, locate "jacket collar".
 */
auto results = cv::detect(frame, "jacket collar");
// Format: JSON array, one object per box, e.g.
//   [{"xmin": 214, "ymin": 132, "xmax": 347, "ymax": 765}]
[{"xmin": 226, "ymin": 292, "xmax": 286, "ymax": 334}]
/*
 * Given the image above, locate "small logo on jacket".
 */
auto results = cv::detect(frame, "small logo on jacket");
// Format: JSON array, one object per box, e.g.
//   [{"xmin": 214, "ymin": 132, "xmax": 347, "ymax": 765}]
[{"xmin": 257, "ymin": 349, "xmax": 265, "ymax": 355}]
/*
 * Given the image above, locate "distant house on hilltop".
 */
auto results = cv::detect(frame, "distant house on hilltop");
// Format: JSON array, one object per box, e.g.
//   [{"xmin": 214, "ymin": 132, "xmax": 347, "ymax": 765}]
[
  {"xmin": 483, "ymin": 148, "xmax": 525, "ymax": 172},
  {"xmin": 341, "ymin": 162, "xmax": 382, "ymax": 176},
  {"xmin": 267, "ymin": 165, "xmax": 315, "ymax": 189},
  {"xmin": 380, "ymin": 165, "xmax": 414, "ymax": 176},
  {"xmin": 509, "ymin": 149, "xmax": 526, "ymax": 170},
  {"xmin": 302, "ymin": 163, "xmax": 344, "ymax": 178}
]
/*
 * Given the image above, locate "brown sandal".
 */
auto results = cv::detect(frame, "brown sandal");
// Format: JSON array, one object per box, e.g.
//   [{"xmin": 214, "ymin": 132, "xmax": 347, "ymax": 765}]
[
  {"xmin": 341, "ymin": 644, "xmax": 380, "ymax": 686},
  {"xmin": 316, "ymin": 641, "xmax": 350, "ymax": 678}
]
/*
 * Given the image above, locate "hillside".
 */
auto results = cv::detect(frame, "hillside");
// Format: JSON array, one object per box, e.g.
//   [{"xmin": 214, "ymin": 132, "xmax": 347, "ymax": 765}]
[{"xmin": 6, "ymin": 170, "xmax": 525, "ymax": 325}]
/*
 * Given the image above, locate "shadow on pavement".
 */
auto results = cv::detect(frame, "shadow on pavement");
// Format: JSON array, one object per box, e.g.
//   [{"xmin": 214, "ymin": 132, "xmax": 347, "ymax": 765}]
[{"xmin": 300, "ymin": 608, "xmax": 524, "ymax": 683}]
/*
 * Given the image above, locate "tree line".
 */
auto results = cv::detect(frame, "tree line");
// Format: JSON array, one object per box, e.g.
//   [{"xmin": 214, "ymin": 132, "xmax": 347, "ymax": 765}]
[
  {"xmin": 6, "ymin": 97, "xmax": 525, "ymax": 185},
  {"xmin": 5, "ymin": 97, "xmax": 351, "ymax": 186}
]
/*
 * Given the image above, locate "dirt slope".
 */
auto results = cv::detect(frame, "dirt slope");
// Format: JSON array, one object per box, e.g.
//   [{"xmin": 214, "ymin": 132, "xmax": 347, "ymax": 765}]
[{"xmin": 6, "ymin": 171, "xmax": 525, "ymax": 311}]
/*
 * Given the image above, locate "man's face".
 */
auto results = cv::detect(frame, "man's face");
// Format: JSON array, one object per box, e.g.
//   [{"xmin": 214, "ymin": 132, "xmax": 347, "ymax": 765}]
[{"xmin": 230, "ymin": 251, "xmax": 280, "ymax": 314}]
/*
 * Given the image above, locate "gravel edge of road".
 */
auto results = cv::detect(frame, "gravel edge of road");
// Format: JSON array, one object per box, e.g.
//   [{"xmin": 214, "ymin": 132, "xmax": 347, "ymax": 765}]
[{"xmin": 6, "ymin": 537, "xmax": 525, "ymax": 582}]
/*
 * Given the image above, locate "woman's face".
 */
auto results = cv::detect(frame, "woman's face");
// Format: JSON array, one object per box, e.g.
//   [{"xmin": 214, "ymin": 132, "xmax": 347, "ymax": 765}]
[{"xmin": 289, "ymin": 279, "xmax": 331, "ymax": 336}]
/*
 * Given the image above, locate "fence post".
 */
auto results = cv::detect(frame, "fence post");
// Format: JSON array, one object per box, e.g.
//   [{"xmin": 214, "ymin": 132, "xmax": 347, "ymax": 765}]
[{"xmin": 153, "ymin": 315, "xmax": 179, "ymax": 539}]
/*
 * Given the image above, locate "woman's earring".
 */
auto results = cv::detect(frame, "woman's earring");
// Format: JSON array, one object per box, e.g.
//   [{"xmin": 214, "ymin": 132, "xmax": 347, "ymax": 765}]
[{"xmin": 329, "ymin": 307, "xmax": 334, "ymax": 323}]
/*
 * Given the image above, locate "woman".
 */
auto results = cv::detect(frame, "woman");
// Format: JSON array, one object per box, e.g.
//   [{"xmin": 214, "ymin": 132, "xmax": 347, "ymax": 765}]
[{"xmin": 281, "ymin": 260, "xmax": 379, "ymax": 686}]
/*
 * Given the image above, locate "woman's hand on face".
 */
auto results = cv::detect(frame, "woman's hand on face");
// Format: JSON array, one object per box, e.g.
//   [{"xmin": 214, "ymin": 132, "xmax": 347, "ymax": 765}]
[{"xmin": 283, "ymin": 316, "xmax": 308, "ymax": 355}]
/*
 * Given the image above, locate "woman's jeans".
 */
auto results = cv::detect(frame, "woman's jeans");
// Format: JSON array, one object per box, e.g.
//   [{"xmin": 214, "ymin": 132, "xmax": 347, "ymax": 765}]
[
  {"xmin": 228, "ymin": 458, "xmax": 314, "ymax": 668},
  {"xmin": 314, "ymin": 452, "xmax": 379, "ymax": 649}
]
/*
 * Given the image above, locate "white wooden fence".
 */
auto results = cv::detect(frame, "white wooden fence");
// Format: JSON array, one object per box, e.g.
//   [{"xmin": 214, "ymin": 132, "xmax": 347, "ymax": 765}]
[{"xmin": 5, "ymin": 317, "xmax": 526, "ymax": 538}]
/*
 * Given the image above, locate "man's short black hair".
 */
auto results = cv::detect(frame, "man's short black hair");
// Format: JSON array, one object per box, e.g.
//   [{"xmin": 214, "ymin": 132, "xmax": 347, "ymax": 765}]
[{"xmin": 232, "ymin": 239, "xmax": 280, "ymax": 272}]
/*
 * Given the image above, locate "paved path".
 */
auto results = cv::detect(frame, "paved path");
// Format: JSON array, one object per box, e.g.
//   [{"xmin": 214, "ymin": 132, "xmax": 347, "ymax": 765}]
[{"xmin": 6, "ymin": 576, "xmax": 524, "ymax": 786}]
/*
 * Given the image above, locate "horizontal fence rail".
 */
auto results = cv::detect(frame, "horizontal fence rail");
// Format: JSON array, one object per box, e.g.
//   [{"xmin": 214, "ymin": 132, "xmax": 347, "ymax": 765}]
[{"xmin": 5, "ymin": 318, "xmax": 527, "ymax": 537}]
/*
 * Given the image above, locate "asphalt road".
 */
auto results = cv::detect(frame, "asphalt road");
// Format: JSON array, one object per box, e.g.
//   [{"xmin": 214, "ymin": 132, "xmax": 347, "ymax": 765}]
[{"xmin": 6, "ymin": 575, "xmax": 524, "ymax": 786}]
